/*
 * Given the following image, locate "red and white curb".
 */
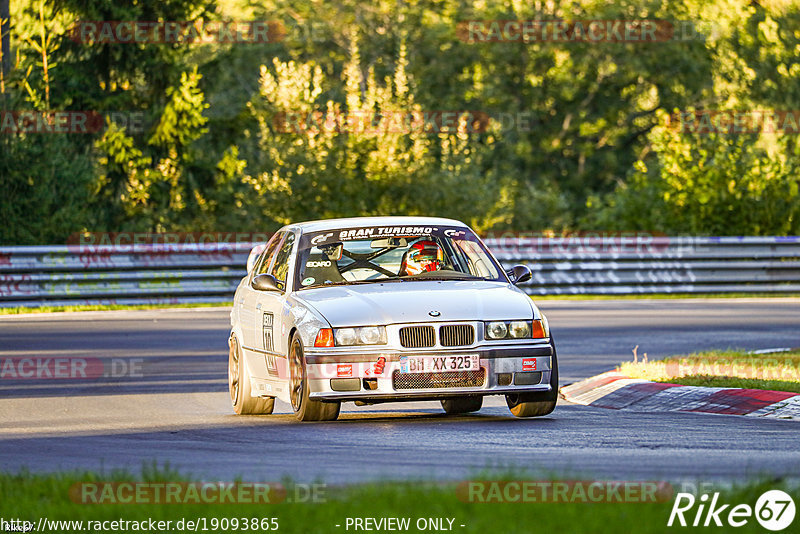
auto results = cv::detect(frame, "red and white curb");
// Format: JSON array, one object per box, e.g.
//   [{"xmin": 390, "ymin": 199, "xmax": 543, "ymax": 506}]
[{"xmin": 560, "ymin": 371, "xmax": 800, "ymax": 421}]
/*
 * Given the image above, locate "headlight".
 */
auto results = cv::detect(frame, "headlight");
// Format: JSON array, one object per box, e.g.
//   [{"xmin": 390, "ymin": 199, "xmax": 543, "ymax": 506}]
[
  {"xmin": 485, "ymin": 320, "xmax": 547, "ymax": 340},
  {"xmin": 359, "ymin": 326, "xmax": 384, "ymax": 344},
  {"xmin": 509, "ymin": 320, "xmax": 531, "ymax": 338},
  {"xmin": 333, "ymin": 326, "xmax": 387, "ymax": 346},
  {"xmin": 334, "ymin": 328, "xmax": 357, "ymax": 346},
  {"xmin": 486, "ymin": 321, "xmax": 508, "ymax": 339}
]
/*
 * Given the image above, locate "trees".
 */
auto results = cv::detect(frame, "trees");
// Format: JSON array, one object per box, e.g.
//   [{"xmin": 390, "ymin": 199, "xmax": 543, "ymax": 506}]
[
  {"xmin": 590, "ymin": 123, "xmax": 800, "ymax": 235},
  {"xmin": 0, "ymin": 134, "xmax": 95, "ymax": 244},
  {"xmin": 245, "ymin": 39, "xmax": 512, "ymax": 231},
  {"xmin": 2, "ymin": 0, "xmax": 800, "ymax": 243},
  {"xmin": 1, "ymin": 0, "xmax": 10, "ymax": 85},
  {"xmin": 590, "ymin": 0, "xmax": 800, "ymax": 235}
]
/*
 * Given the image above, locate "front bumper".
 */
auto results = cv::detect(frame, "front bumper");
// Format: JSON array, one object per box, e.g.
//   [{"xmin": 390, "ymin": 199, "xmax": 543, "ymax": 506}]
[{"xmin": 304, "ymin": 342, "xmax": 553, "ymax": 401}]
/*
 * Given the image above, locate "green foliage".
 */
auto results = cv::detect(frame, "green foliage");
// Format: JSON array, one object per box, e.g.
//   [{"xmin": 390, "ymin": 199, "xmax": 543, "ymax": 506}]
[
  {"xmin": 92, "ymin": 66, "xmax": 242, "ymax": 232},
  {"xmin": 587, "ymin": 0, "xmax": 800, "ymax": 235},
  {"xmin": 150, "ymin": 68, "xmax": 209, "ymax": 149},
  {"xmin": 2, "ymin": 0, "xmax": 800, "ymax": 243},
  {"xmin": 0, "ymin": 133, "xmax": 95, "ymax": 243},
  {"xmin": 592, "ymin": 123, "xmax": 800, "ymax": 235},
  {"xmin": 245, "ymin": 40, "xmax": 513, "ymax": 231}
]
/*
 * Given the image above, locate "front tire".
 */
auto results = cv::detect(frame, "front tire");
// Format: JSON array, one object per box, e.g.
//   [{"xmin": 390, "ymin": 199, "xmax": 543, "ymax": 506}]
[
  {"xmin": 289, "ymin": 333, "xmax": 340, "ymax": 422},
  {"xmin": 441, "ymin": 396, "xmax": 483, "ymax": 414},
  {"xmin": 506, "ymin": 340, "xmax": 559, "ymax": 418},
  {"xmin": 229, "ymin": 334, "xmax": 275, "ymax": 415}
]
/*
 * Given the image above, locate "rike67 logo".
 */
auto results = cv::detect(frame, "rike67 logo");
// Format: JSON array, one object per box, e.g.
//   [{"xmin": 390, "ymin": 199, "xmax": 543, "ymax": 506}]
[{"xmin": 668, "ymin": 490, "xmax": 796, "ymax": 531}]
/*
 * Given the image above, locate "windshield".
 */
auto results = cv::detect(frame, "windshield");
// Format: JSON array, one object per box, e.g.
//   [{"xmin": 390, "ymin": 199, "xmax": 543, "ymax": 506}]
[{"xmin": 294, "ymin": 225, "xmax": 504, "ymax": 289}]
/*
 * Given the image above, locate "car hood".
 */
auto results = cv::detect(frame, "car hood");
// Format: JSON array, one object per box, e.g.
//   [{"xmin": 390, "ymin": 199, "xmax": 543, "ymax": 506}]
[{"xmin": 293, "ymin": 280, "xmax": 535, "ymax": 326}]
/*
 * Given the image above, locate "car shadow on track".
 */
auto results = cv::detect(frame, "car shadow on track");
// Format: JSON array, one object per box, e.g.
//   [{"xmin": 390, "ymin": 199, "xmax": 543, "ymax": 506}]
[{"xmin": 235, "ymin": 407, "xmax": 559, "ymax": 425}]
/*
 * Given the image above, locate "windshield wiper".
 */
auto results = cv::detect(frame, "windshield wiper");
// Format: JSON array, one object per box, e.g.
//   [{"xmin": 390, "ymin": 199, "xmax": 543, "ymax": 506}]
[
  {"xmin": 399, "ymin": 273, "xmax": 483, "ymax": 282},
  {"xmin": 302, "ymin": 273, "xmax": 483, "ymax": 288},
  {"xmin": 310, "ymin": 278, "xmax": 405, "ymax": 288}
]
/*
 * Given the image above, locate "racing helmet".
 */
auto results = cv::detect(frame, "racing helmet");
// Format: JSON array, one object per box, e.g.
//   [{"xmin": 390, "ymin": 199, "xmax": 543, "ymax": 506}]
[{"xmin": 402, "ymin": 239, "xmax": 444, "ymax": 275}]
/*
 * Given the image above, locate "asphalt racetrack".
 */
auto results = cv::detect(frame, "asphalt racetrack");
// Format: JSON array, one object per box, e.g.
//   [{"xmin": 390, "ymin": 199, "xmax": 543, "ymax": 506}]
[{"xmin": 1, "ymin": 298, "xmax": 799, "ymax": 483}]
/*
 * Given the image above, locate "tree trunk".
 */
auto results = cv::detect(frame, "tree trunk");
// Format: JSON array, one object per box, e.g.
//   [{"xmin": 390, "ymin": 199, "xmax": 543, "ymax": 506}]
[{"xmin": 0, "ymin": 0, "xmax": 10, "ymax": 92}]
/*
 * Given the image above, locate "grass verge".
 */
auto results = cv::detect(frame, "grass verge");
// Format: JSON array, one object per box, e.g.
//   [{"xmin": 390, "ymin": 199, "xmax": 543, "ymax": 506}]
[
  {"xmin": 0, "ymin": 469, "xmax": 795, "ymax": 534},
  {"xmin": 661, "ymin": 375, "xmax": 800, "ymax": 394},
  {"xmin": 619, "ymin": 349, "xmax": 800, "ymax": 393},
  {"xmin": 0, "ymin": 302, "xmax": 233, "ymax": 315}
]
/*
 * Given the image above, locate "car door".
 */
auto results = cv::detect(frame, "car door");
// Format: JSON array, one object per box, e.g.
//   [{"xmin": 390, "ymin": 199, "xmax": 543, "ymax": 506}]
[
  {"xmin": 253, "ymin": 232, "xmax": 296, "ymax": 379},
  {"xmin": 240, "ymin": 232, "xmax": 284, "ymax": 359}
]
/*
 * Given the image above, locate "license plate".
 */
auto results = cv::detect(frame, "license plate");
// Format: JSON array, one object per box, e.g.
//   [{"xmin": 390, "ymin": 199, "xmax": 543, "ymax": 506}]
[{"xmin": 399, "ymin": 355, "xmax": 480, "ymax": 373}]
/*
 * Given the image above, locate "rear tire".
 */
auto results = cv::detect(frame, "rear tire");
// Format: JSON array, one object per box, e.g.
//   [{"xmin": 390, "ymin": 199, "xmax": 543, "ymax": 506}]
[
  {"xmin": 229, "ymin": 334, "xmax": 275, "ymax": 415},
  {"xmin": 441, "ymin": 396, "xmax": 483, "ymax": 414},
  {"xmin": 506, "ymin": 340, "xmax": 559, "ymax": 418},
  {"xmin": 289, "ymin": 333, "xmax": 340, "ymax": 422}
]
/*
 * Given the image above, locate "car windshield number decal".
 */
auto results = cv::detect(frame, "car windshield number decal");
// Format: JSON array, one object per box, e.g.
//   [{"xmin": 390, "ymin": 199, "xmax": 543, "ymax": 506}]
[{"xmin": 399, "ymin": 355, "xmax": 480, "ymax": 373}]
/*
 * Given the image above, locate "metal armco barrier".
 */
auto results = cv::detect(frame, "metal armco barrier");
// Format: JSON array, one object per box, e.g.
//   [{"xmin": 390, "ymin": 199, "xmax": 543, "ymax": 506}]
[
  {"xmin": 1, "ymin": 236, "xmax": 799, "ymax": 307},
  {"xmin": 0, "ymin": 244, "xmax": 249, "ymax": 308},
  {"xmin": 485, "ymin": 235, "xmax": 800, "ymax": 295}
]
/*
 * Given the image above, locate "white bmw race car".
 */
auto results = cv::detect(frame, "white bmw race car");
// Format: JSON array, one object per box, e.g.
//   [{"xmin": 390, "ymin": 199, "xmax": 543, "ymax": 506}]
[{"xmin": 229, "ymin": 216, "xmax": 558, "ymax": 421}]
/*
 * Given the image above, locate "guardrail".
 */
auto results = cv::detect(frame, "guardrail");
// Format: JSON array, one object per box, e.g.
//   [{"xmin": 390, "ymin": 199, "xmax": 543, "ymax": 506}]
[
  {"xmin": 485, "ymin": 235, "xmax": 800, "ymax": 295},
  {"xmin": 1, "ymin": 236, "xmax": 798, "ymax": 307},
  {"xmin": 0, "ymin": 244, "xmax": 249, "ymax": 308}
]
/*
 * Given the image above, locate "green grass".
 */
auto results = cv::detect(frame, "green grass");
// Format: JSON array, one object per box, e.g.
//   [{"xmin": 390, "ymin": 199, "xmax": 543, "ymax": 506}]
[
  {"xmin": 0, "ymin": 302, "xmax": 233, "ymax": 315},
  {"xmin": 619, "ymin": 349, "xmax": 800, "ymax": 392},
  {"xmin": 0, "ymin": 469, "xmax": 795, "ymax": 534},
  {"xmin": 661, "ymin": 375, "xmax": 800, "ymax": 393}
]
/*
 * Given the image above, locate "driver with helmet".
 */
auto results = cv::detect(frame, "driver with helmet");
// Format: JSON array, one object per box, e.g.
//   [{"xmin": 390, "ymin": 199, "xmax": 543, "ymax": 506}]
[{"xmin": 401, "ymin": 239, "xmax": 445, "ymax": 275}]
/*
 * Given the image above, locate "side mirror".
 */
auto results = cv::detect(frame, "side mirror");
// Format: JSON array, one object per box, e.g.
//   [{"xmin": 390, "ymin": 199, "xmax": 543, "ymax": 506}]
[
  {"xmin": 251, "ymin": 273, "xmax": 281, "ymax": 292},
  {"xmin": 506, "ymin": 264, "xmax": 532, "ymax": 285}
]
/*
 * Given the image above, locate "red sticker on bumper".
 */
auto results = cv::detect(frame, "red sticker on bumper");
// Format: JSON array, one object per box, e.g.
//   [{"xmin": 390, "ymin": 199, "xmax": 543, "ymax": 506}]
[
  {"xmin": 337, "ymin": 364, "xmax": 353, "ymax": 377},
  {"xmin": 522, "ymin": 358, "xmax": 537, "ymax": 371}
]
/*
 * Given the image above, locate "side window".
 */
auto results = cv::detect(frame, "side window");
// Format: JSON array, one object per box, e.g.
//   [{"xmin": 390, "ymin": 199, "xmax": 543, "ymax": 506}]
[
  {"xmin": 255, "ymin": 232, "xmax": 284, "ymax": 276},
  {"xmin": 453, "ymin": 239, "xmax": 498, "ymax": 279},
  {"xmin": 270, "ymin": 233, "xmax": 296, "ymax": 290}
]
